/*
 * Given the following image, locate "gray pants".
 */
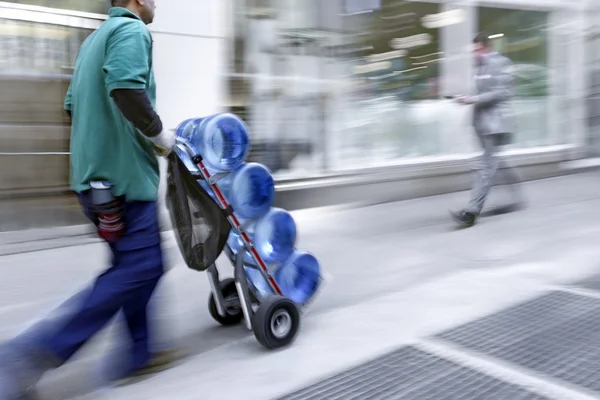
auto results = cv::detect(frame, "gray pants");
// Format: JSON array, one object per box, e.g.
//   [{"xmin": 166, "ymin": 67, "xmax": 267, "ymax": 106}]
[{"xmin": 466, "ymin": 133, "xmax": 522, "ymax": 215}]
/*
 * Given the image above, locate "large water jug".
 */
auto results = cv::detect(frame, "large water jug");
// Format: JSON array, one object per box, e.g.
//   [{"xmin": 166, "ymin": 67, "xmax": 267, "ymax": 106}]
[
  {"xmin": 253, "ymin": 208, "xmax": 296, "ymax": 263},
  {"xmin": 175, "ymin": 114, "xmax": 250, "ymax": 172},
  {"xmin": 226, "ymin": 228, "xmax": 254, "ymax": 263},
  {"xmin": 174, "ymin": 143, "xmax": 199, "ymax": 172},
  {"xmin": 175, "ymin": 117, "xmax": 204, "ymax": 150},
  {"xmin": 274, "ymin": 251, "xmax": 321, "ymax": 305},
  {"xmin": 226, "ymin": 230, "xmax": 274, "ymax": 300},
  {"xmin": 243, "ymin": 266, "xmax": 274, "ymax": 300},
  {"xmin": 240, "ymin": 251, "xmax": 322, "ymax": 305},
  {"xmin": 218, "ymin": 163, "xmax": 275, "ymax": 220},
  {"xmin": 226, "ymin": 208, "xmax": 296, "ymax": 264}
]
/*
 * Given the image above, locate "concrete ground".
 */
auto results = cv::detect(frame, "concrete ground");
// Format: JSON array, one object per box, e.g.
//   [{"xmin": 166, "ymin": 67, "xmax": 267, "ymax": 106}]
[{"xmin": 0, "ymin": 171, "xmax": 599, "ymax": 399}]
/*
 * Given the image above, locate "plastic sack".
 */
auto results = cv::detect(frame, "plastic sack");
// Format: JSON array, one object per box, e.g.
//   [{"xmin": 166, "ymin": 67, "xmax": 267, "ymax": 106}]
[{"xmin": 165, "ymin": 152, "xmax": 230, "ymax": 271}]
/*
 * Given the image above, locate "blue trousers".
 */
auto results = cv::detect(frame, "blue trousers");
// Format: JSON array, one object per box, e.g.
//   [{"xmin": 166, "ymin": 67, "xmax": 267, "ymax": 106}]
[{"xmin": 40, "ymin": 192, "xmax": 165, "ymax": 373}]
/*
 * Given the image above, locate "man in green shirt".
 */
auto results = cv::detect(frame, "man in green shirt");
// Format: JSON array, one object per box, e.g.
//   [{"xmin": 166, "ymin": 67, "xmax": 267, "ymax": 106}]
[{"xmin": 0, "ymin": 1, "xmax": 178, "ymax": 398}]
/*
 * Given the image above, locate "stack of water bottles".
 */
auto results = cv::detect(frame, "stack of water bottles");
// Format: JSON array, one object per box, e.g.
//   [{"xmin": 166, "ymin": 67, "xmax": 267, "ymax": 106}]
[{"xmin": 174, "ymin": 113, "xmax": 321, "ymax": 306}]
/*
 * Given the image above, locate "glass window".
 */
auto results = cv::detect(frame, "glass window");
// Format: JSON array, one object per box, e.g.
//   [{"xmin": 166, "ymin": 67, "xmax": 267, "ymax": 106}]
[
  {"xmin": 586, "ymin": 34, "xmax": 600, "ymax": 155},
  {"xmin": 478, "ymin": 7, "xmax": 551, "ymax": 147},
  {"xmin": 226, "ymin": 0, "xmax": 343, "ymax": 178},
  {"xmin": 333, "ymin": 0, "xmax": 444, "ymax": 170},
  {"xmin": 4, "ymin": 0, "xmax": 109, "ymax": 14},
  {"xmin": 353, "ymin": 1, "xmax": 441, "ymax": 101},
  {"xmin": 0, "ymin": 19, "xmax": 93, "ymax": 75},
  {"xmin": 0, "ymin": 19, "xmax": 94, "ymax": 127}
]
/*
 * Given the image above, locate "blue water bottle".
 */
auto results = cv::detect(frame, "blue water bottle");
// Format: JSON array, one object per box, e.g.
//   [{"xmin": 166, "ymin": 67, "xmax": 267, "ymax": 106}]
[
  {"xmin": 218, "ymin": 163, "xmax": 275, "ymax": 220},
  {"xmin": 244, "ymin": 266, "xmax": 274, "ymax": 300},
  {"xmin": 174, "ymin": 113, "xmax": 250, "ymax": 172},
  {"xmin": 226, "ymin": 208, "xmax": 296, "ymax": 265},
  {"xmin": 196, "ymin": 113, "xmax": 250, "ymax": 172},
  {"xmin": 226, "ymin": 228, "xmax": 253, "ymax": 263},
  {"xmin": 274, "ymin": 251, "xmax": 321, "ymax": 305},
  {"xmin": 253, "ymin": 208, "xmax": 296, "ymax": 264},
  {"xmin": 175, "ymin": 117, "xmax": 204, "ymax": 148},
  {"xmin": 226, "ymin": 230, "xmax": 274, "ymax": 300}
]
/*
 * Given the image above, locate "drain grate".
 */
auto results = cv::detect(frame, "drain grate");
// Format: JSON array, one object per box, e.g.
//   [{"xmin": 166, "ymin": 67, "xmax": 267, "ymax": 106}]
[
  {"xmin": 436, "ymin": 291, "xmax": 600, "ymax": 393},
  {"xmin": 276, "ymin": 346, "xmax": 548, "ymax": 400}
]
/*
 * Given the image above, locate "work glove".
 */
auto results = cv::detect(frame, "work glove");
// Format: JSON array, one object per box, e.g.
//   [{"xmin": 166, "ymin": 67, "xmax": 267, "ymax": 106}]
[{"xmin": 150, "ymin": 129, "xmax": 176, "ymax": 157}]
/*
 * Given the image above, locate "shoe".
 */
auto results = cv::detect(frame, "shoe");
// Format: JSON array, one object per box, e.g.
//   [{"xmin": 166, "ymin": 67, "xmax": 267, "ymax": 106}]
[
  {"xmin": 114, "ymin": 349, "xmax": 182, "ymax": 387},
  {"xmin": 0, "ymin": 345, "xmax": 56, "ymax": 400},
  {"xmin": 450, "ymin": 210, "xmax": 477, "ymax": 228}
]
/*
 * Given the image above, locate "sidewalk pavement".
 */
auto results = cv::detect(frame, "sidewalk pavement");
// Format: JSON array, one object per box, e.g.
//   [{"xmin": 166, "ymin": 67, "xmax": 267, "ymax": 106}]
[{"xmin": 0, "ymin": 171, "xmax": 599, "ymax": 399}]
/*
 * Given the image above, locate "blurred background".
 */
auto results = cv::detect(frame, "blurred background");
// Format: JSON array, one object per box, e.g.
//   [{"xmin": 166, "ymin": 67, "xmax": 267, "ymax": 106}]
[
  {"xmin": 1, "ymin": 0, "xmax": 599, "ymax": 231},
  {"xmin": 3, "ymin": 3, "xmax": 600, "ymax": 399}
]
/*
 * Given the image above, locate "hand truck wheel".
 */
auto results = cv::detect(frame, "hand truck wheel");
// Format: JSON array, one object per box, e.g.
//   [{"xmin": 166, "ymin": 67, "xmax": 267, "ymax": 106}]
[
  {"xmin": 252, "ymin": 295, "xmax": 300, "ymax": 350},
  {"xmin": 208, "ymin": 278, "xmax": 243, "ymax": 326}
]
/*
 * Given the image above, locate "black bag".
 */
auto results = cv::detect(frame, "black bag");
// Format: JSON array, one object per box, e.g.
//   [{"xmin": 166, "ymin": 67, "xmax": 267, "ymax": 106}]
[{"xmin": 165, "ymin": 152, "xmax": 231, "ymax": 271}]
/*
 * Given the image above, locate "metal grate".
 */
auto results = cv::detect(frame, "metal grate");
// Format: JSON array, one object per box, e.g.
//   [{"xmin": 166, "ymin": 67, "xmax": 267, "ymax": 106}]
[
  {"xmin": 276, "ymin": 346, "xmax": 548, "ymax": 400},
  {"xmin": 436, "ymin": 291, "xmax": 600, "ymax": 393}
]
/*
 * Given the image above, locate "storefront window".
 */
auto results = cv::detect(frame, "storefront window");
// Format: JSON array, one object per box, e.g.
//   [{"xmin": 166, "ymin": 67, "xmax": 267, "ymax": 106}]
[
  {"xmin": 226, "ymin": 0, "xmax": 345, "ymax": 178},
  {"xmin": 478, "ymin": 7, "xmax": 550, "ymax": 147},
  {"xmin": 4, "ymin": 1, "xmax": 109, "ymax": 14},
  {"xmin": 333, "ymin": 0, "xmax": 444, "ymax": 170},
  {"xmin": 587, "ymin": 33, "xmax": 600, "ymax": 155},
  {"xmin": 226, "ymin": 1, "xmax": 571, "ymax": 177},
  {"xmin": 0, "ymin": 19, "xmax": 93, "ymax": 75},
  {"xmin": 0, "ymin": 18, "xmax": 94, "ymax": 129}
]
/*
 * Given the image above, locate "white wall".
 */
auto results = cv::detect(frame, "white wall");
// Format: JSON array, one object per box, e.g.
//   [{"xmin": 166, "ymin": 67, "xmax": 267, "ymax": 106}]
[
  {"xmin": 150, "ymin": 0, "xmax": 228, "ymax": 129},
  {"xmin": 150, "ymin": 0, "xmax": 229, "ymax": 227}
]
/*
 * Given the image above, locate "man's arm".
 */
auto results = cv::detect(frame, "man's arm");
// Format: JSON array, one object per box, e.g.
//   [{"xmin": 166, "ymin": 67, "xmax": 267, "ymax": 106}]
[
  {"xmin": 110, "ymin": 89, "xmax": 163, "ymax": 138},
  {"xmin": 471, "ymin": 56, "xmax": 514, "ymax": 106},
  {"xmin": 103, "ymin": 26, "xmax": 173, "ymax": 152}
]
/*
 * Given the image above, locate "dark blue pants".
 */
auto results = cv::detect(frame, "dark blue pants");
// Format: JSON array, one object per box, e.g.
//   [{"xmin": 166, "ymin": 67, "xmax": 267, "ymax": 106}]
[{"xmin": 40, "ymin": 192, "xmax": 164, "ymax": 373}]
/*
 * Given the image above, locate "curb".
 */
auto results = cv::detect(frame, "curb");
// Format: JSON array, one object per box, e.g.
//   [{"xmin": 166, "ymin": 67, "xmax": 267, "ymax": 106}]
[{"xmin": 1, "ymin": 159, "xmax": 598, "ymax": 255}]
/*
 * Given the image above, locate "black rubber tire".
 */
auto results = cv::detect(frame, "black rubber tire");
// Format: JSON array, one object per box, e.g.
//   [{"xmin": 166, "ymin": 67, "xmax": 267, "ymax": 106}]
[
  {"xmin": 208, "ymin": 278, "xmax": 244, "ymax": 326},
  {"xmin": 252, "ymin": 295, "xmax": 300, "ymax": 350}
]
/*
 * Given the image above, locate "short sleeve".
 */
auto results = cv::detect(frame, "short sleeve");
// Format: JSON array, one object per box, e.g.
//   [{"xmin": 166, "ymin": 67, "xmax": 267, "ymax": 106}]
[{"xmin": 103, "ymin": 26, "xmax": 152, "ymax": 93}]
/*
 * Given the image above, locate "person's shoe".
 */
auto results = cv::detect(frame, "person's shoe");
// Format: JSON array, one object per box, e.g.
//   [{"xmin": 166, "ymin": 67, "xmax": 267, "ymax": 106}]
[
  {"xmin": 114, "ymin": 349, "xmax": 182, "ymax": 387},
  {"xmin": 450, "ymin": 210, "xmax": 477, "ymax": 228},
  {"xmin": 0, "ymin": 342, "xmax": 58, "ymax": 400}
]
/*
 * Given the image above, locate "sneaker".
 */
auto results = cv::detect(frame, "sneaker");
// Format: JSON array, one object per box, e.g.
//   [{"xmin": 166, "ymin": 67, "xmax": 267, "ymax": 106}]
[
  {"xmin": 450, "ymin": 210, "xmax": 477, "ymax": 228},
  {"xmin": 0, "ymin": 342, "xmax": 58, "ymax": 400},
  {"xmin": 114, "ymin": 349, "xmax": 182, "ymax": 387}
]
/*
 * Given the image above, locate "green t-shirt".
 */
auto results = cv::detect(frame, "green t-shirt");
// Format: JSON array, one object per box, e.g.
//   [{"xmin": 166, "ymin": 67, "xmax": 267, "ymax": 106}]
[{"xmin": 65, "ymin": 7, "xmax": 159, "ymax": 202}]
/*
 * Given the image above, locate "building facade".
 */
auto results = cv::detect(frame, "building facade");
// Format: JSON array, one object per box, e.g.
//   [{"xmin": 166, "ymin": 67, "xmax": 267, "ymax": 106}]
[
  {"xmin": 225, "ymin": 0, "xmax": 591, "ymax": 177},
  {"xmin": 0, "ymin": 0, "xmax": 594, "ymax": 200}
]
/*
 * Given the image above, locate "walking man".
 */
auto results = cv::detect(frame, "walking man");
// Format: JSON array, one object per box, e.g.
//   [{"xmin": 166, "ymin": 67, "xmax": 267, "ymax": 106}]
[
  {"xmin": 451, "ymin": 32, "xmax": 525, "ymax": 228},
  {"xmin": 0, "ymin": 0, "xmax": 177, "ymax": 398}
]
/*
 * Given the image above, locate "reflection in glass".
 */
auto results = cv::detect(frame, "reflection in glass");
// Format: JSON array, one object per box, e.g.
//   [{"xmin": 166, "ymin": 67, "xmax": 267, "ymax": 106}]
[
  {"xmin": 478, "ymin": 7, "xmax": 550, "ymax": 147},
  {"xmin": 587, "ymin": 33, "xmax": 600, "ymax": 154},
  {"xmin": 4, "ymin": 0, "xmax": 109, "ymax": 14},
  {"xmin": 335, "ymin": 1, "xmax": 444, "ymax": 169},
  {"xmin": 0, "ymin": 17, "xmax": 95, "ymax": 201},
  {"xmin": 0, "ymin": 19, "xmax": 93, "ymax": 75},
  {"xmin": 225, "ymin": 0, "xmax": 341, "ymax": 178}
]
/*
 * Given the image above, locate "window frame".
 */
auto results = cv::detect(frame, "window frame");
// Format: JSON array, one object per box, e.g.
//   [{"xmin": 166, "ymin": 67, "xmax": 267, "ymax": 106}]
[{"xmin": 0, "ymin": 1, "xmax": 106, "ymax": 28}]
